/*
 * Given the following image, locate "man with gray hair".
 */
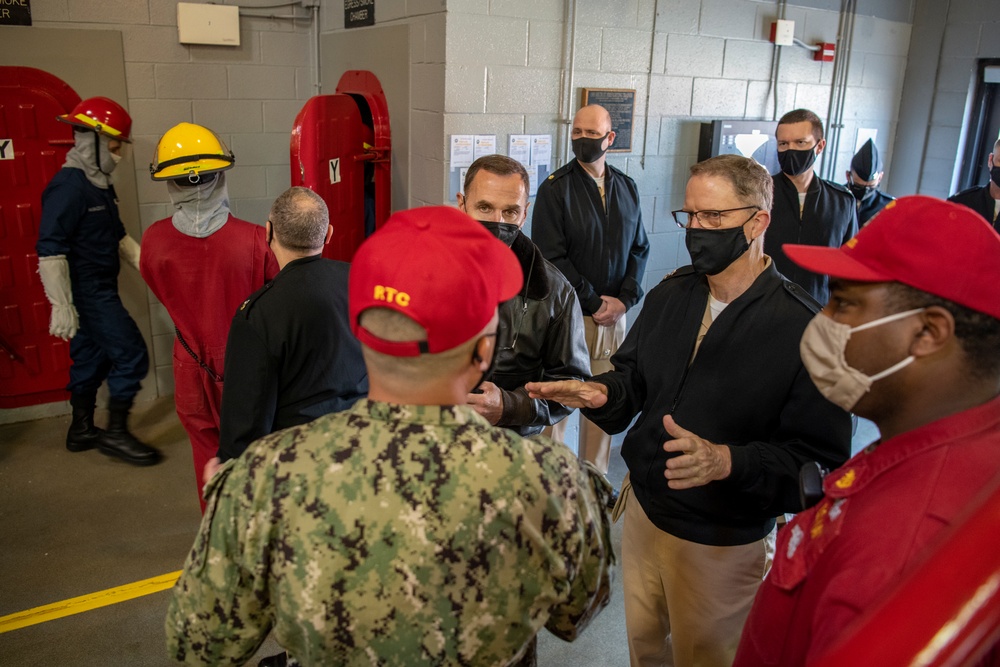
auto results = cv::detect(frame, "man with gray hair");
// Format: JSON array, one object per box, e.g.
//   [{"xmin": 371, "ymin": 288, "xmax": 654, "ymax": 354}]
[
  {"xmin": 529, "ymin": 154, "xmax": 850, "ymax": 667},
  {"xmin": 213, "ymin": 186, "xmax": 368, "ymax": 465}
]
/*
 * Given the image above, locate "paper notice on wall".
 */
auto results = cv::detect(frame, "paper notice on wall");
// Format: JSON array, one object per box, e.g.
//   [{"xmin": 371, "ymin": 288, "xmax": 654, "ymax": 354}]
[
  {"xmin": 530, "ymin": 135, "xmax": 552, "ymax": 169},
  {"xmin": 509, "ymin": 135, "xmax": 531, "ymax": 166},
  {"xmin": 451, "ymin": 135, "xmax": 475, "ymax": 168},
  {"xmin": 526, "ymin": 165, "xmax": 539, "ymax": 194},
  {"xmin": 474, "ymin": 135, "xmax": 497, "ymax": 159}
]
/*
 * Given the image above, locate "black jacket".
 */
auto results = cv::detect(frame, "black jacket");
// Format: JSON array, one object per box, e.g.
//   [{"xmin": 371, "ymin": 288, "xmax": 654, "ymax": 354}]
[
  {"xmin": 584, "ymin": 263, "xmax": 851, "ymax": 547},
  {"xmin": 491, "ymin": 231, "xmax": 591, "ymax": 437},
  {"xmin": 766, "ymin": 173, "xmax": 858, "ymax": 305},
  {"xmin": 532, "ymin": 160, "xmax": 650, "ymax": 315},
  {"xmin": 218, "ymin": 255, "xmax": 368, "ymax": 461},
  {"xmin": 948, "ymin": 184, "xmax": 999, "ymax": 229},
  {"xmin": 854, "ymin": 189, "xmax": 894, "ymax": 227}
]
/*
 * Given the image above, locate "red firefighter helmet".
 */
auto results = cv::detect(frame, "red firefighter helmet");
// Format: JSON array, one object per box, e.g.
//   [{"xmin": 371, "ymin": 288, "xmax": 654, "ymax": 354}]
[{"xmin": 56, "ymin": 96, "xmax": 133, "ymax": 143}]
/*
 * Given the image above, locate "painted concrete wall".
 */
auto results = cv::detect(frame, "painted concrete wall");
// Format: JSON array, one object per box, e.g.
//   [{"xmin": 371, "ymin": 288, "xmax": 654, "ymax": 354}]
[
  {"xmin": 438, "ymin": 0, "xmax": 913, "ymax": 298},
  {"xmin": 0, "ymin": 0, "xmax": 924, "ymax": 424},
  {"xmin": 891, "ymin": 0, "xmax": 1000, "ymax": 199}
]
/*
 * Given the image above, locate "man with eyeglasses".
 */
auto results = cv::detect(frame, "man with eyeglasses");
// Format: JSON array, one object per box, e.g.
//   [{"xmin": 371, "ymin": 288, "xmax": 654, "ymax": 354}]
[
  {"xmin": 457, "ymin": 155, "xmax": 590, "ymax": 437},
  {"xmin": 765, "ymin": 108, "xmax": 858, "ymax": 305},
  {"xmin": 532, "ymin": 104, "xmax": 650, "ymax": 482},
  {"xmin": 528, "ymin": 154, "xmax": 851, "ymax": 667}
]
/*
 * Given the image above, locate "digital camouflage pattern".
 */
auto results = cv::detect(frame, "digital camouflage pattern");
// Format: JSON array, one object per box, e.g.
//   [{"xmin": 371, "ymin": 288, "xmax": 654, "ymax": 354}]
[{"xmin": 166, "ymin": 400, "xmax": 615, "ymax": 666}]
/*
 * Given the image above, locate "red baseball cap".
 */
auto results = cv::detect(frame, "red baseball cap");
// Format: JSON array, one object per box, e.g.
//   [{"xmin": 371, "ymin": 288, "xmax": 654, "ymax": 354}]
[
  {"xmin": 783, "ymin": 195, "xmax": 1000, "ymax": 319},
  {"xmin": 350, "ymin": 206, "xmax": 523, "ymax": 356}
]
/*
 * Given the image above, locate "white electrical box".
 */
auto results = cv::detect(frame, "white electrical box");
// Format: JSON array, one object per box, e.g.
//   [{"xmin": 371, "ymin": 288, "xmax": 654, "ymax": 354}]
[
  {"xmin": 177, "ymin": 3, "xmax": 241, "ymax": 46},
  {"xmin": 771, "ymin": 20, "xmax": 795, "ymax": 47}
]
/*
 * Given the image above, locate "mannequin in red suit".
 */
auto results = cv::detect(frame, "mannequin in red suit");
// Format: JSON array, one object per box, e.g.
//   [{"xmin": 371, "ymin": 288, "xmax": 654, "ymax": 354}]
[{"xmin": 140, "ymin": 123, "xmax": 278, "ymax": 510}]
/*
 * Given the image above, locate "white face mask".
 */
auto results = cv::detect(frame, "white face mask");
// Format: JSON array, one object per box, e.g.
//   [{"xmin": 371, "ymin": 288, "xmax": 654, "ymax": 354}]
[
  {"xmin": 99, "ymin": 134, "xmax": 122, "ymax": 175},
  {"xmin": 800, "ymin": 308, "xmax": 925, "ymax": 412}
]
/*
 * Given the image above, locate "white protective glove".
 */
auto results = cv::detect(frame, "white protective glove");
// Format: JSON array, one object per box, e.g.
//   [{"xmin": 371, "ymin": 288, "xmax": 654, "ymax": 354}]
[
  {"xmin": 119, "ymin": 235, "xmax": 141, "ymax": 272},
  {"xmin": 38, "ymin": 255, "xmax": 79, "ymax": 340}
]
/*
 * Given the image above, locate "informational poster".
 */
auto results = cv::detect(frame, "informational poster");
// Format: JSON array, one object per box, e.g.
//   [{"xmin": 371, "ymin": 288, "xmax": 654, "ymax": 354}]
[
  {"xmin": 581, "ymin": 88, "xmax": 636, "ymax": 153},
  {"xmin": 530, "ymin": 135, "xmax": 552, "ymax": 169},
  {"xmin": 450, "ymin": 133, "xmax": 552, "ymax": 197},
  {"xmin": 450, "ymin": 135, "xmax": 475, "ymax": 169},
  {"xmin": 473, "ymin": 135, "xmax": 497, "ymax": 159},
  {"xmin": 509, "ymin": 135, "xmax": 531, "ymax": 165}
]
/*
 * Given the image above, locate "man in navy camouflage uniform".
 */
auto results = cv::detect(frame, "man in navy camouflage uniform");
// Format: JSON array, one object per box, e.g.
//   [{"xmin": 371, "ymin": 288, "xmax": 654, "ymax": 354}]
[{"xmin": 166, "ymin": 206, "xmax": 615, "ymax": 666}]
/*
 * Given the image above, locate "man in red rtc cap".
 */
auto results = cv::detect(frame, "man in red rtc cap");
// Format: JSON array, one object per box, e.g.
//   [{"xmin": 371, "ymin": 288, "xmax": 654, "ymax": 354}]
[
  {"xmin": 167, "ymin": 206, "xmax": 615, "ymax": 666},
  {"xmin": 735, "ymin": 195, "xmax": 1000, "ymax": 666}
]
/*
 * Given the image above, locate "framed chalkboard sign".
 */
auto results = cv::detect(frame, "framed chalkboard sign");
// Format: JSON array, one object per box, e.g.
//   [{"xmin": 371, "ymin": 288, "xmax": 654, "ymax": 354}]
[{"xmin": 581, "ymin": 88, "xmax": 635, "ymax": 153}]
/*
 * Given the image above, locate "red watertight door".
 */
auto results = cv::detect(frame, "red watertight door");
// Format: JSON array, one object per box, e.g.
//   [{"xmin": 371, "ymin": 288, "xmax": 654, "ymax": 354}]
[
  {"xmin": 0, "ymin": 67, "xmax": 80, "ymax": 408},
  {"xmin": 290, "ymin": 70, "xmax": 391, "ymax": 262}
]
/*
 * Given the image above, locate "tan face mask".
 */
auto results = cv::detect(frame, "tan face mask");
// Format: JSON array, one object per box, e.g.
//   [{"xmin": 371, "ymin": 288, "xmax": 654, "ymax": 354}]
[{"xmin": 799, "ymin": 308, "xmax": 925, "ymax": 412}]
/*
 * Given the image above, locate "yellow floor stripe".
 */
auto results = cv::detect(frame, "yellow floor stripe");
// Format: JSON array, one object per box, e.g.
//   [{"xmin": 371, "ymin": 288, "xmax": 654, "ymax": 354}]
[{"xmin": 0, "ymin": 570, "xmax": 181, "ymax": 634}]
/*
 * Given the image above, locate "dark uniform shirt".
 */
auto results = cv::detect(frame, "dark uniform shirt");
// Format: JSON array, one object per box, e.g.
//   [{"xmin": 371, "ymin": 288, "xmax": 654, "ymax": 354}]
[
  {"xmin": 531, "ymin": 160, "xmax": 649, "ymax": 315},
  {"xmin": 948, "ymin": 184, "xmax": 999, "ymax": 229},
  {"xmin": 217, "ymin": 254, "xmax": 367, "ymax": 461},
  {"xmin": 854, "ymin": 189, "xmax": 894, "ymax": 227},
  {"xmin": 36, "ymin": 168, "xmax": 124, "ymax": 290},
  {"xmin": 585, "ymin": 263, "xmax": 851, "ymax": 547},
  {"xmin": 765, "ymin": 173, "xmax": 858, "ymax": 305}
]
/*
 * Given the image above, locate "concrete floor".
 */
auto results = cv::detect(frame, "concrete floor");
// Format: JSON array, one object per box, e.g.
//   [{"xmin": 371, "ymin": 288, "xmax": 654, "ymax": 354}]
[{"xmin": 0, "ymin": 398, "xmax": 630, "ymax": 666}]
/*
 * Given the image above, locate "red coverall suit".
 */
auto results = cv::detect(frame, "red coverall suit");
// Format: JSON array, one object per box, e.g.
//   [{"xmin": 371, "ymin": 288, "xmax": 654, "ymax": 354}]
[{"xmin": 140, "ymin": 215, "xmax": 277, "ymax": 509}]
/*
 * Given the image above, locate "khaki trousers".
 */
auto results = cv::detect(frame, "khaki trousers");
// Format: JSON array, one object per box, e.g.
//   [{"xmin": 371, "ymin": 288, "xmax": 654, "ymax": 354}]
[
  {"xmin": 621, "ymin": 483, "xmax": 775, "ymax": 667},
  {"xmin": 547, "ymin": 315, "xmax": 623, "ymax": 474}
]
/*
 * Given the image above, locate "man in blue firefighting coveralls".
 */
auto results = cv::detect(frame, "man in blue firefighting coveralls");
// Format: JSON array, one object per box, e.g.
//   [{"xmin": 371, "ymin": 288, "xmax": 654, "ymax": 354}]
[{"xmin": 36, "ymin": 96, "xmax": 160, "ymax": 466}]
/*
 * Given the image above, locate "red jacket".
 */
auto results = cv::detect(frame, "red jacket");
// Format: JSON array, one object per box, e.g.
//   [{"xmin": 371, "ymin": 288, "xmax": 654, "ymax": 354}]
[{"xmin": 734, "ymin": 395, "xmax": 1000, "ymax": 666}]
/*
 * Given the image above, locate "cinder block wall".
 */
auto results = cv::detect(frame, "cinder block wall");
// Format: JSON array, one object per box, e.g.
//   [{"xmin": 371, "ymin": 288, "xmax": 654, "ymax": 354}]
[
  {"xmin": 5, "ymin": 0, "xmax": 916, "ymax": 424},
  {"xmin": 439, "ymin": 0, "xmax": 913, "ymax": 300}
]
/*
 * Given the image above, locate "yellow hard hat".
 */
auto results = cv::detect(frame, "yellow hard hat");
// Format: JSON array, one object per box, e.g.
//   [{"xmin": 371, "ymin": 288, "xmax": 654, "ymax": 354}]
[{"xmin": 149, "ymin": 122, "xmax": 235, "ymax": 181}]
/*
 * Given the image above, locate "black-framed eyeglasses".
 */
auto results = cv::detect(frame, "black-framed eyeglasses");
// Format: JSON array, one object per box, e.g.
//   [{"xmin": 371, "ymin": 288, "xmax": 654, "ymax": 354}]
[{"xmin": 672, "ymin": 206, "xmax": 759, "ymax": 229}]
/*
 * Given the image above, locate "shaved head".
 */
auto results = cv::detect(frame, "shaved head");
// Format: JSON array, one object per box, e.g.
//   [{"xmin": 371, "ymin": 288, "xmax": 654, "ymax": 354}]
[{"xmin": 573, "ymin": 104, "xmax": 612, "ymax": 134}]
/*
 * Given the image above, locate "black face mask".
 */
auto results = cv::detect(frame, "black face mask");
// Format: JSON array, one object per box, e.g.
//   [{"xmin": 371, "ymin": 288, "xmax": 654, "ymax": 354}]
[
  {"xmin": 991, "ymin": 165, "xmax": 1000, "ymax": 189},
  {"xmin": 480, "ymin": 221, "xmax": 520, "ymax": 247},
  {"xmin": 778, "ymin": 147, "xmax": 817, "ymax": 176},
  {"xmin": 572, "ymin": 133, "xmax": 610, "ymax": 164},
  {"xmin": 685, "ymin": 218, "xmax": 753, "ymax": 275},
  {"xmin": 848, "ymin": 182, "xmax": 875, "ymax": 202}
]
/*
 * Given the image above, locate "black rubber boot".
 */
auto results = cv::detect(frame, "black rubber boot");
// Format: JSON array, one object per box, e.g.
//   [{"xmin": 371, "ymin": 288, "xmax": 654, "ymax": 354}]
[
  {"xmin": 66, "ymin": 392, "xmax": 104, "ymax": 452},
  {"xmin": 66, "ymin": 407, "xmax": 105, "ymax": 452},
  {"xmin": 98, "ymin": 398, "xmax": 161, "ymax": 466}
]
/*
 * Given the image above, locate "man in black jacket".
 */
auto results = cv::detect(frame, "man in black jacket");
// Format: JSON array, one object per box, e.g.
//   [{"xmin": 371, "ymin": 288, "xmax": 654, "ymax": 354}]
[
  {"xmin": 948, "ymin": 136, "xmax": 1000, "ymax": 228},
  {"xmin": 528, "ymin": 155, "xmax": 851, "ymax": 667},
  {"xmin": 532, "ymin": 104, "xmax": 650, "ymax": 476},
  {"xmin": 765, "ymin": 108, "xmax": 858, "ymax": 305},
  {"xmin": 458, "ymin": 155, "xmax": 591, "ymax": 437},
  {"xmin": 845, "ymin": 138, "xmax": 894, "ymax": 226},
  {"xmin": 213, "ymin": 187, "xmax": 368, "ymax": 466}
]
